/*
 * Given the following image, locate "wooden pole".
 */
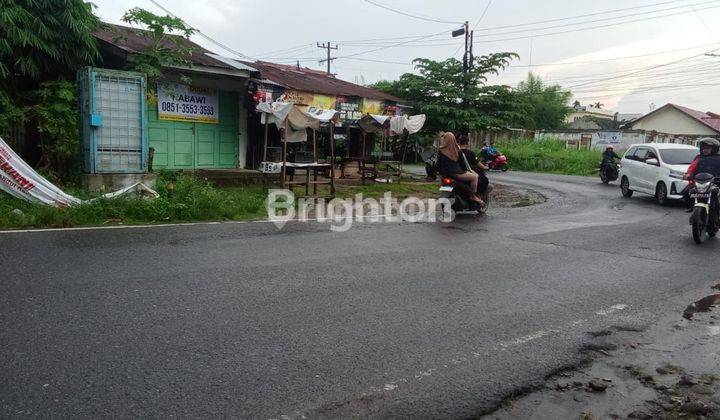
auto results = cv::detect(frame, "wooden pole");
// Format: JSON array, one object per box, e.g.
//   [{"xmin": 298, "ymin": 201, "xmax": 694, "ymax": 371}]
[
  {"xmin": 262, "ymin": 117, "xmax": 269, "ymax": 162},
  {"xmin": 282, "ymin": 120, "xmax": 288, "ymax": 189},
  {"xmin": 312, "ymin": 129, "xmax": 317, "ymax": 162},
  {"xmin": 361, "ymin": 131, "xmax": 366, "ymax": 185},
  {"xmin": 329, "ymin": 123, "xmax": 335, "ymax": 195}
]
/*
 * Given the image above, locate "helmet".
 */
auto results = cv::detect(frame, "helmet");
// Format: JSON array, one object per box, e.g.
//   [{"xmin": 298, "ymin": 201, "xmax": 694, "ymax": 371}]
[
  {"xmin": 606, "ymin": 145, "xmax": 614, "ymax": 150},
  {"xmin": 698, "ymin": 138, "xmax": 720, "ymax": 155}
]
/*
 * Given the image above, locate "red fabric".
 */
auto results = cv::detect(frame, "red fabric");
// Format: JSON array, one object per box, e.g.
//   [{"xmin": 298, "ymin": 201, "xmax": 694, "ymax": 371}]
[{"xmin": 685, "ymin": 156, "xmax": 700, "ymax": 181}]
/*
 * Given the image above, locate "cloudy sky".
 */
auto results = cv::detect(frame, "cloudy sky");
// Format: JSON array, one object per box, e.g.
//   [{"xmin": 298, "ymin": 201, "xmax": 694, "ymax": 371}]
[{"xmin": 92, "ymin": 0, "xmax": 720, "ymax": 114}]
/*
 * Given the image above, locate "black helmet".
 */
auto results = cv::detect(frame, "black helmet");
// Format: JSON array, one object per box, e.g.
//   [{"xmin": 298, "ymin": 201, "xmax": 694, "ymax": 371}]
[{"xmin": 698, "ymin": 138, "xmax": 720, "ymax": 155}]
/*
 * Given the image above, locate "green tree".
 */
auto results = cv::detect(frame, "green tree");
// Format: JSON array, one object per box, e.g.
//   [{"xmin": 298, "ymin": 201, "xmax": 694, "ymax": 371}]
[
  {"xmin": 510, "ymin": 73, "xmax": 571, "ymax": 130},
  {"xmin": 370, "ymin": 53, "xmax": 519, "ymax": 133},
  {"xmin": 121, "ymin": 7, "xmax": 196, "ymax": 90},
  {"xmin": 0, "ymin": 0, "xmax": 100, "ymax": 82},
  {"xmin": 0, "ymin": 0, "xmax": 100, "ymax": 176}
]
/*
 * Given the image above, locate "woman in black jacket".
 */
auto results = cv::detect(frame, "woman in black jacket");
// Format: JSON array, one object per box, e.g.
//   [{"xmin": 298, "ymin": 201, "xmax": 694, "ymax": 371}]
[{"xmin": 437, "ymin": 132, "xmax": 483, "ymax": 205}]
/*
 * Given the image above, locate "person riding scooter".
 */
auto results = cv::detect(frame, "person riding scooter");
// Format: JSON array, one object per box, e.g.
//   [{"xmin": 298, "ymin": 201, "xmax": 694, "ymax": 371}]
[
  {"xmin": 601, "ymin": 145, "xmax": 620, "ymax": 168},
  {"xmin": 480, "ymin": 140, "xmax": 499, "ymax": 164},
  {"xmin": 457, "ymin": 135, "xmax": 492, "ymax": 200},
  {"xmin": 436, "ymin": 132, "xmax": 484, "ymax": 206},
  {"xmin": 682, "ymin": 138, "xmax": 720, "ymax": 210}
]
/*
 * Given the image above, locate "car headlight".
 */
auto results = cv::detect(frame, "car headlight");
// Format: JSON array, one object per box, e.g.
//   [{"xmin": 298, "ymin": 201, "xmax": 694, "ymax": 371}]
[
  {"xmin": 669, "ymin": 170, "xmax": 685, "ymax": 179},
  {"xmin": 695, "ymin": 181, "xmax": 712, "ymax": 192}
]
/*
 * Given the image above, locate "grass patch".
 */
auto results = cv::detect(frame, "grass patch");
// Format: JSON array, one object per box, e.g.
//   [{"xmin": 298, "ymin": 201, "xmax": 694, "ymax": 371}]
[
  {"xmin": 0, "ymin": 174, "xmax": 444, "ymax": 230},
  {"xmin": 493, "ymin": 138, "xmax": 602, "ymax": 176},
  {"xmin": 0, "ymin": 174, "xmax": 267, "ymax": 229}
]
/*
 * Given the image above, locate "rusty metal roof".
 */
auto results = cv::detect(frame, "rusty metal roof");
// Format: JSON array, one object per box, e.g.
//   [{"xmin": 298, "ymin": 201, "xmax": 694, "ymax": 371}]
[
  {"xmin": 94, "ymin": 23, "xmax": 242, "ymax": 72},
  {"xmin": 242, "ymin": 60, "xmax": 402, "ymax": 102}
]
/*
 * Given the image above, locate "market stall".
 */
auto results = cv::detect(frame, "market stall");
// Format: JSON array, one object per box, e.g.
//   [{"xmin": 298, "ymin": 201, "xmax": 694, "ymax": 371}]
[
  {"xmin": 256, "ymin": 102, "xmax": 339, "ymax": 196},
  {"xmin": 356, "ymin": 113, "xmax": 426, "ymax": 183}
]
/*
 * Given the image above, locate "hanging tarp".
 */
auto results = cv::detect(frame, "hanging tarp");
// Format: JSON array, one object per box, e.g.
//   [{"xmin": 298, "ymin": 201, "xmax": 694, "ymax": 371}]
[
  {"xmin": 0, "ymin": 136, "xmax": 158, "ymax": 207},
  {"xmin": 389, "ymin": 114, "xmax": 427, "ymax": 135},
  {"xmin": 257, "ymin": 102, "xmax": 339, "ymax": 143},
  {"xmin": 358, "ymin": 114, "xmax": 390, "ymax": 133}
]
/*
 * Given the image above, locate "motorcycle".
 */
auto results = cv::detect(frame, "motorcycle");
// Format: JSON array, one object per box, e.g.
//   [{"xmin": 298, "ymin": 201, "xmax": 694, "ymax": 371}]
[
  {"xmin": 483, "ymin": 153, "xmax": 509, "ymax": 172},
  {"xmin": 439, "ymin": 175, "xmax": 489, "ymax": 215},
  {"xmin": 689, "ymin": 172, "xmax": 720, "ymax": 244},
  {"xmin": 599, "ymin": 159, "xmax": 619, "ymax": 184}
]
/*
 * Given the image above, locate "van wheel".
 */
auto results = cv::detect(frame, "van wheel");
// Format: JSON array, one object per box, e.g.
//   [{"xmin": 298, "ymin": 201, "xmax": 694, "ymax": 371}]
[
  {"xmin": 621, "ymin": 176, "xmax": 633, "ymax": 197},
  {"xmin": 656, "ymin": 182, "xmax": 668, "ymax": 205}
]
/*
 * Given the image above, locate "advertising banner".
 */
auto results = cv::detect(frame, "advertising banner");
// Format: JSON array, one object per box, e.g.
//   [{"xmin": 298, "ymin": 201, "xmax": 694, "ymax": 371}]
[
  {"xmin": 310, "ymin": 94, "xmax": 337, "ymax": 110},
  {"xmin": 157, "ymin": 83, "xmax": 219, "ymax": 124},
  {"xmin": 281, "ymin": 90, "xmax": 314, "ymax": 105},
  {"xmin": 0, "ymin": 136, "xmax": 157, "ymax": 207},
  {"xmin": 361, "ymin": 99, "xmax": 383, "ymax": 115},
  {"xmin": 336, "ymin": 97, "xmax": 363, "ymax": 122}
]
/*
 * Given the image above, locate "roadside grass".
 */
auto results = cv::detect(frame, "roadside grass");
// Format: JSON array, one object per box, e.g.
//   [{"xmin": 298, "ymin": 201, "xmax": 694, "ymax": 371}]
[
  {"xmin": 0, "ymin": 174, "xmax": 268, "ymax": 229},
  {"xmin": 494, "ymin": 138, "xmax": 602, "ymax": 176},
  {"xmin": 0, "ymin": 174, "xmax": 441, "ymax": 230}
]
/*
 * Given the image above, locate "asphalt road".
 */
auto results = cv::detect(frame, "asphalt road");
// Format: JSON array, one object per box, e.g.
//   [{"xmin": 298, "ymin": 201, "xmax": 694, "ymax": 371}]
[{"xmin": 2, "ymin": 171, "xmax": 719, "ymax": 419}]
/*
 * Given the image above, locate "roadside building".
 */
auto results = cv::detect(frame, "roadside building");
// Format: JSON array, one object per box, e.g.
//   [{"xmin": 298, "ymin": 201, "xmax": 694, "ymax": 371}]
[
  {"xmin": 227, "ymin": 60, "xmax": 404, "ymax": 168},
  {"xmin": 84, "ymin": 23, "xmax": 256, "ymax": 184},
  {"xmin": 565, "ymin": 104, "xmax": 616, "ymax": 126},
  {"xmin": 622, "ymin": 103, "xmax": 720, "ymax": 143}
]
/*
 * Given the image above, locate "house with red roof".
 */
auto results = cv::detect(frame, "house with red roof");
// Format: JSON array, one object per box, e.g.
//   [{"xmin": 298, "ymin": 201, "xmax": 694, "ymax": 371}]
[{"xmin": 624, "ymin": 103, "xmax": 720, "ymax": 142}]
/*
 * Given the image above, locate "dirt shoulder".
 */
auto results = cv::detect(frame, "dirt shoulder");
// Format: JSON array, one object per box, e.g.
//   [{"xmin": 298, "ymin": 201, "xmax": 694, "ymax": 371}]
[{"xmin": 483, "ymin": 286, "xmax": 720, "ymax": 420}]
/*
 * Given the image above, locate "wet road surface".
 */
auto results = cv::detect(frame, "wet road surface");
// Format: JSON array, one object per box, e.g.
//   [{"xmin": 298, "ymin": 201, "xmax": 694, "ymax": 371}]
[{"xmin": 2, "ymin": 171, "xmax": 719, "ymax": 418}]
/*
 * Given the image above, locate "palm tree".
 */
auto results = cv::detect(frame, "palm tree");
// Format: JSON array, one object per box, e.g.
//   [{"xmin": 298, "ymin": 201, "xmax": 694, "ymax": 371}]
[{"xmin": 592, "ymin": 102, "xmax": 604, "ymax": 109}]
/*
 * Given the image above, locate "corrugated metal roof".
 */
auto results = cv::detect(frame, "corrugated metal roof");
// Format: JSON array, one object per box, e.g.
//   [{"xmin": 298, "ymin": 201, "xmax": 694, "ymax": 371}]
[
  {"xmin": 205, "ymin": 53, "xmax": 258, "ymax": 72},
  {"xmin": 94, "ymin": 23, "xmax": 248, "ymax": 73},
  {"xmin": 241, "ymin": 60, "xmax": 402, "ymax": 102}
]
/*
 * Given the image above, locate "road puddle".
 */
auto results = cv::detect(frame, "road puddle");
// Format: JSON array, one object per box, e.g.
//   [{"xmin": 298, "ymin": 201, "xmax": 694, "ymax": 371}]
[{"xmin": 682, "ymin": 294, "xmax": 720, "ymax": 320}]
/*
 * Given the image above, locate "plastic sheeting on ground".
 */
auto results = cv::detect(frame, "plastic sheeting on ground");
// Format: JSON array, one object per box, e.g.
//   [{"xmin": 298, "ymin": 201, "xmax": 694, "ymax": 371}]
[{"xmin": 0, "ymin": 136, "xmax": 158, "ymax": 207}]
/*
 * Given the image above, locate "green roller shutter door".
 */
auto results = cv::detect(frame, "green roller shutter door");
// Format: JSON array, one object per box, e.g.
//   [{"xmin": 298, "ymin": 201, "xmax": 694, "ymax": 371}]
[{"xmin": 148, "ymin": 90, "xmax": 239, "ymax": 169}]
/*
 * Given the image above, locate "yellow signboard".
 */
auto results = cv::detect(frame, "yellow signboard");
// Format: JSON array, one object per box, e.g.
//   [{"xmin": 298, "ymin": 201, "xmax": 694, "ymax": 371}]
[
  {"xmin": 361, "ymin": 99, "xmax": 383, "ymax": 115},
  {"xmin": 311, "ymin": 94, "xmax": 337, "ymax": 110}
]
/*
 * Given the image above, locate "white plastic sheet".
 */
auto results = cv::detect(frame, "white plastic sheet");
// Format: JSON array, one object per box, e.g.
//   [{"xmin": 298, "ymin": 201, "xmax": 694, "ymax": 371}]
[
  {"xmin": 0, "ymin": 136, "xmax": 158, "ymax": 207},
  {"xmin": 257, "ymin": 102, "xmax": 341, "ymax": 143}
]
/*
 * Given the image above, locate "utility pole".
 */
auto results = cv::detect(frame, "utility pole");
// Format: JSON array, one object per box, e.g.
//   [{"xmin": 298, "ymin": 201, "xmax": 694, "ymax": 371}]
[{"xmin": 317, "ymin": 42, "xmax": 338, "ymax": 75}]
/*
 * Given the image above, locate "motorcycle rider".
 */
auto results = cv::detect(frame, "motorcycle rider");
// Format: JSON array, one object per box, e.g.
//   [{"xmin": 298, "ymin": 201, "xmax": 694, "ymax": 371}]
[
  {"xmin": 480, "ymin": 140, "xmax": 499, "ymax": 164},
  {"xmin": 457, "ymin": 135, "xmax": 492, "ymax": 200},
  {"xmin": 682, "ymin": 138, "xmax": 720, "ymax": 211},
  {"xmin": 600, "ymin": 145, "xmax": 621, "ymax": 173},
  {"xmin": 436, "ymin": 132, "xmax": 485, "ymax": 206}
]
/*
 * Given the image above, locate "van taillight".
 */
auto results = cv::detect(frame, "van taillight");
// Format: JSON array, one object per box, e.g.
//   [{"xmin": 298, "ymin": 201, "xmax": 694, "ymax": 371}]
[{"xmin": 442, "ymin": 177, "xmax": 453, "ymax": 186}]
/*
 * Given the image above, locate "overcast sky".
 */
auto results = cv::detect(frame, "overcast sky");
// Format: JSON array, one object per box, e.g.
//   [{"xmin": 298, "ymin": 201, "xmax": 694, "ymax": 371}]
[{"xmin": 92, "ymin": 0, "xmax": 720, "ymax": 114}]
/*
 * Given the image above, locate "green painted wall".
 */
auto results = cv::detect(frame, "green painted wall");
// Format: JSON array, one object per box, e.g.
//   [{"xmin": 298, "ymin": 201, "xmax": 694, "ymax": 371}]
[{"xmin": 148, "ymin": 90, "xmax": 239, "ymax": 169}]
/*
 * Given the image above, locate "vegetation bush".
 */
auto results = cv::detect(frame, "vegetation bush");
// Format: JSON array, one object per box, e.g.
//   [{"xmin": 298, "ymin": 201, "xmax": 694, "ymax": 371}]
[{"xmin": 493, "ymin": 138, "xmax": 601, "ymax": 176}]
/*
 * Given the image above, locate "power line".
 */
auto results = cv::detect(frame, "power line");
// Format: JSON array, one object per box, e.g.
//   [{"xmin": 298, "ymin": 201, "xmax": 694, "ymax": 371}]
[
  {"xmin": 317, "ymin": 42, "xmax": 339, "ymax": 74},
  {"xmin": 146, "ymin": 0, "xmax": 251, "ymax": 59},
  {"xmin": 472, "ymin": 0, "xmax": 720, "ymax": 38},
  {"xmin": 566, "ymin": 48, "xmax": 720, "ymax": 89},
  {"xmin": 473, "ymin": 3, "xmax": 720, "ymax": 43},
  {"xmin": 452, "ymin": 0, "xmax": 493, "ymax": 58},
  {"xmin": 363, "ymin": 0, "xmax": 463, "ymax": 24},
  {"xmin": 572, "ymin": 82, "xmax": 720, "ymax": 100},
  {"xmin": 349, "ymin": 2, "xmax": 720, "ymax": 46},
  {"xmin": 509, "ymin": 42, "xmax": 720, "ymax": 68},
  {"xmin": 475, "ymin": 0, "xmax": 687, "ymax": 31},
  {"xmin": 331, "ymin": 29, "xmax": 453, "ymax": 60},
  {"xmin": 685, "ymin": 0, "xmax": 714, "ymax": 35}
]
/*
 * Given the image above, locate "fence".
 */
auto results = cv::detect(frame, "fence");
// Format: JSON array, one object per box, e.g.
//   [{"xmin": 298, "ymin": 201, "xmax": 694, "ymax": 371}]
[{"xmin": 468, "ymin": 128, "xmax": 534, "ymax": 149}]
